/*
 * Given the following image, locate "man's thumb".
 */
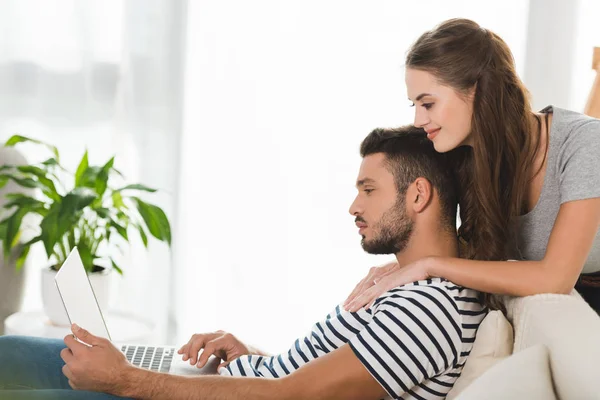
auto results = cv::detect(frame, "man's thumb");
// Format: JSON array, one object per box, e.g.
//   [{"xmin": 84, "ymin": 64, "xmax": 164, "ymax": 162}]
[{"xmin": 72, "ymin": 323, "xmax": 99, "ymax": 345}]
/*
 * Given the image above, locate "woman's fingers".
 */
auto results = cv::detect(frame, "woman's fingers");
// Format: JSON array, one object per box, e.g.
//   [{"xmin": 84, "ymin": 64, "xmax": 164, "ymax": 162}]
[
  {"xmin": 347, "ymin": 284, "xmax": 382, "ymax": 312},
  {"xmin": 344, "ymin": 275, "xmax": 369, "ymax": 307},
  {"xmin": 344, "ymin": 267, "xmax": 380, "ymax": 307}
]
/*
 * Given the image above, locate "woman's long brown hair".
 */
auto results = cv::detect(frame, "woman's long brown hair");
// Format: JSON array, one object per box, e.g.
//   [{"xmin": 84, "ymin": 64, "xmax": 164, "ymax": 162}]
[{"xmin": 406, "ymin": 19, "xmax": 545, "ymax": 310}]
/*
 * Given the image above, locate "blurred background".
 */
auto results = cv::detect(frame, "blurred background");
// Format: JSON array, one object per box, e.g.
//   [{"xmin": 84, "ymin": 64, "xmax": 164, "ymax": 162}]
[{"xmin": 0, "ymin": 0, "xmax": 598, "ymax": 352}]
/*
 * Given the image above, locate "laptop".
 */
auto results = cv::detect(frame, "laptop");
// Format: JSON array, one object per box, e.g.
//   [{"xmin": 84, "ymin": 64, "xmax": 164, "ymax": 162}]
[{"xmin": 54, "ymin": 247, "xmax": 218, "ymax": 376}]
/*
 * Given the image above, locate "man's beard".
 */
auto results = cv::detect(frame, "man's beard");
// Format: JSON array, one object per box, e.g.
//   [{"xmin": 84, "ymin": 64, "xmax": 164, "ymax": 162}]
[{"xmin": 361, "ymin": 199, "xmax": 413, "ymax": 255}]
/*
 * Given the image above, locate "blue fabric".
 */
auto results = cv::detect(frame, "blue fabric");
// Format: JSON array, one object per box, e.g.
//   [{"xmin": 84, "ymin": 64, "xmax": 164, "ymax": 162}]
[{"xmin": 0, "ymin": 336, "xmax": 127, "ymax": 399}]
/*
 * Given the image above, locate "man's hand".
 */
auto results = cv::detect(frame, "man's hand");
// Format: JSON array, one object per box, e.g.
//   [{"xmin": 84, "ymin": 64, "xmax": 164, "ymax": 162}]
[
  {"xmin": 61, "ymin": 323, "xmax": 133, "ymax": 395},
  {"xmin": 178, "ymin": 330, "xmax": 251, "ymax": 369}
]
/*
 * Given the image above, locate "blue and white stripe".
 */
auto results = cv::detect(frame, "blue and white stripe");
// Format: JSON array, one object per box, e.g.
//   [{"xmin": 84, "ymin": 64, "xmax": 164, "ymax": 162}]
[{"xmin": 220, "ymin": 278, "xmax": 487, "ymax": 399}]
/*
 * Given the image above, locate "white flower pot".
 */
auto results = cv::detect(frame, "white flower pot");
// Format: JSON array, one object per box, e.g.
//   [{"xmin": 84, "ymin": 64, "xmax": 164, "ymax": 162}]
[
  {"xmin": 42, "ymin": 266, "xmax": 113, "ymax": 326},
  {"xmin": 0, "ymin": 246, "xmax": 27, "ymax": 335}
]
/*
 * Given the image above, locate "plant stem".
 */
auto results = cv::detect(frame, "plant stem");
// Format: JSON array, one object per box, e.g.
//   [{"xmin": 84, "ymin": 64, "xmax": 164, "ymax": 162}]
[{"xmin": 57, "ymin": 239, "xmax": 68, "ymax": 266}]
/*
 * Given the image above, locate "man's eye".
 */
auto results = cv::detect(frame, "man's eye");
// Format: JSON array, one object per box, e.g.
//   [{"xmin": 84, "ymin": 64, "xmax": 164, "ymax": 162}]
[
  {"xmin": 422, "ymin": 103, "xmax": 433, "ymax": 110},
  {"xmin": 364, "ymin": 189, "xmax": 374, "ymax": 194}
]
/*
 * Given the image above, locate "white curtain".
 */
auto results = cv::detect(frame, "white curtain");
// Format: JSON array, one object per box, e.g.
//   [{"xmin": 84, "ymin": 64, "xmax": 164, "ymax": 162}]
[
  {"xmin": 174, "ymin": 0, "xmax": 530, "ymax": 352},
  {"xmin": 0, "ymin": 0, "xmax": 186, "ymax": 343}
]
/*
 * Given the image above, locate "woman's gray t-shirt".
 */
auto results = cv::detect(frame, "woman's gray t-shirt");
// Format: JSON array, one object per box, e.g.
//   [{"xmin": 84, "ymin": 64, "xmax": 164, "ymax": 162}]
[{"xmin": 512, "ymin": 106, "xmax": 600, "ymax": 273}]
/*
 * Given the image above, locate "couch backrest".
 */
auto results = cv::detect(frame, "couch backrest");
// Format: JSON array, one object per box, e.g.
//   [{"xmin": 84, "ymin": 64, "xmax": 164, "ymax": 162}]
[{"xmin": 503, "ymin": 291, "xmax": 600, "ymax": 399}]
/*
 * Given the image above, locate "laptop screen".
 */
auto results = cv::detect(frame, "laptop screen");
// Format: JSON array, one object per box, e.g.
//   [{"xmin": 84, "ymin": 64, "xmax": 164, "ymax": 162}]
[{"xmin": 54, "ymin": 248, "xmax": 111, "ymax": 340}]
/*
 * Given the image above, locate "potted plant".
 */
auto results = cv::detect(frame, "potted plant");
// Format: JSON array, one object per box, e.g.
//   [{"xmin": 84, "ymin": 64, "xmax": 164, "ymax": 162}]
[{"xmin": 0, "ymin": 135, "xmax": 172, "ymax": 326}]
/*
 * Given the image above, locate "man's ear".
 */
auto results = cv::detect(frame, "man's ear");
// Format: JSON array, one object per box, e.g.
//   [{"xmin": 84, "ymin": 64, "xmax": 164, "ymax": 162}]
[{"xmin": 411, "ymin": 177, "xmax": 433, "ymax": 213}]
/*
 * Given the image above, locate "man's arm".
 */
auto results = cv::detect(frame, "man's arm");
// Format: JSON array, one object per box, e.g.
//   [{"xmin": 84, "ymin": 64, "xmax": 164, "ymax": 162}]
[{"xmin": 119, "ymin": 344, "xmax": 387, "ymax": 400}]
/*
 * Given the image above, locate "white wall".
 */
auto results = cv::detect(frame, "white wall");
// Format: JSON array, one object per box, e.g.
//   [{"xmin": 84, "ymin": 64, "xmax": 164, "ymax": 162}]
[{"xmin": 524, "ymin": 0, "xmax": 600, "ymax": 111}]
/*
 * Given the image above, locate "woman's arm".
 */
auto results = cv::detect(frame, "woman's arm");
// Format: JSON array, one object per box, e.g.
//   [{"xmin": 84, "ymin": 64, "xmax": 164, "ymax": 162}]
[{"xmin": 346, "ymin": 198, "xmax": 600, "ymax": 311}]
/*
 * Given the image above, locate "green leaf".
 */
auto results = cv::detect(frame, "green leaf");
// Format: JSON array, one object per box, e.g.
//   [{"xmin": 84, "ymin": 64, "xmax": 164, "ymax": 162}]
[
  {"xmin": 95, "ymin": 207, "xmax": 111, "ymax": 219},
  {"xmin": 110, "ymin": 219, "xmax": 128, "ymax": 241},
  {"xmin": 95, "ymin": 157, "xmax": 114, "ymax": 197},
  {"xmin": 15, "ymin": 245, "xmax": 31, "ymax": 271},
  {"xmin": 132, "ymin": 197, "xmax": 171, "ymax": 246},
  {"xmin": 0, "ymin": 165, "xmax": 15, "ymax": 172},
  {"xmin": 75, "ymin": 151, "xmax": 89, "ymax": 187},
  {"xmin": 77, "ymin": 166, "xmax": 101, "ymax": 189},
  {"xmin": 0, "ymin": 174, "xmax": 46, "ymax": 191},
  {"xmin": 22, "ymin": 235, "xmax": 41, "ymax": 247},
  {"xmin": 39, "ymin": 204, "xmax": 61, "ymax": 258},
  {"xmin": 39, "ymin": 189, "xmax": 96, "ymax": 259},
  {"xmin": 117, "ymin": 184, "xmax": 157, "ymax": 193},
  {"xmin": 136, "ymin": 223, "xmax": 149, "ymax": 248},
  {"xmin": 5, "ymin": 135, "xmax": 60, "ymax": 162},
  {"xmin": 0, "ymin": 175, "xmax": 8, "ymax": 190},
  {"xmin": 15, "ymin": 166, "xmax": 60, "ymax": 200},
  {"xmin": 3, "ymin": 194, "xmax": 45, "ymax": 209},
  {"xmin": 0, "ymin": 219, "xmax": 6, "ymax": 240},
  {"xmin": 112, "ymin": 191, "xmax": 125, "ymax": 209},
  {"xmin": 2, "ymin": 194, "xmax": 48, "ymax": 217},
  {"xmin": 111, "ymin": 259, "xmax": 123, "ymax": 275},
  {"xmin": 60, "ymin": 188, "xmax": 97, "ymax": 218},
  {"xmin": 77, "ymin": 241, "xmax": 94, "ymax": 273},
  {"xmin": 3, "ymin": 208, "xmax": 28, "ymax": 258},
  {"xmin": 41, "ymin": 158, "xmax": 59, "ymax": 167}
]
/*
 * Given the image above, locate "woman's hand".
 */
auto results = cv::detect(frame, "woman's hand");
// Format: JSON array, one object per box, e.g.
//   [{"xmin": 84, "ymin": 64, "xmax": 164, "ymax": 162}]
[
  {"xmin": 178, "ymin": 330, "xmax": 250, "ymax": 369},
  {"xmin": 344, "ymin": 258, "xmax": 432, "ymax": 312},
  {"xmin": 343, "ymin": 261, "xmax": 400, "ymax": 309}
]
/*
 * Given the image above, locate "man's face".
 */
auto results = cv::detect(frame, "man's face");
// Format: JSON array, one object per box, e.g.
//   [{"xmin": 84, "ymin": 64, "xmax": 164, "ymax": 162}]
[{"xmin": 349, "ymin": 153, "xmax": 413, "ymax": 254}]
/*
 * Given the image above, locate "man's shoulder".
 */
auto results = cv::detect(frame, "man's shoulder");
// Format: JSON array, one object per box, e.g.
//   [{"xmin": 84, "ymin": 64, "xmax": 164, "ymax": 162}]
[{"xmin": 375, "ymin": 278, "xmax": 485, "ymax": 317}]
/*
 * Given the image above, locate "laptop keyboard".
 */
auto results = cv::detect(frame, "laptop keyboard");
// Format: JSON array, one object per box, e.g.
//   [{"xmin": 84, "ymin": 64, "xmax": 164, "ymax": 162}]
[{"xmin": 121, "ymin": 345, "xmax": 175, "ymax": 373}]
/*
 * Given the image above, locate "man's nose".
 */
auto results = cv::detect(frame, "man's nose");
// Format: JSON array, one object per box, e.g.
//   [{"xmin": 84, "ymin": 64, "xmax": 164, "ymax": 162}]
[{"xmin": 349, "ymin": 196, "xmax": 361, "ymax": 216}]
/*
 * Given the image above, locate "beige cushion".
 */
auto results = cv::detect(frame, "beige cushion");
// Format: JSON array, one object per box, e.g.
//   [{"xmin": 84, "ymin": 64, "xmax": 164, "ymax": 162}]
[
  {"xmin": 503, "ymin": 291, "xmax": 600, "ymax": 400},
  {"xmin": 446, "ymin": 310, "xmax": 513, "ymax": 399},
  {"xmin": 455, "ymin": 344, "xmax": 556, "ymax": 400}
]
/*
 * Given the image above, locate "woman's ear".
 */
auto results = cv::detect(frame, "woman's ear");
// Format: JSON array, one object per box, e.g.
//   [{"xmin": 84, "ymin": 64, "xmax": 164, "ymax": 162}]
[{"xmin": 412, "ymin": 177, "xmax": 433, "ymax": 213}]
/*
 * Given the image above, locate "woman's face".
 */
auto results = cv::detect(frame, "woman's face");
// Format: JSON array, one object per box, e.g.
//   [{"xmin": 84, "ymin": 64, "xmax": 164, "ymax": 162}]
[{"xmin": 405, "ymin": 68, "xmax": 475, "ymax": 152}]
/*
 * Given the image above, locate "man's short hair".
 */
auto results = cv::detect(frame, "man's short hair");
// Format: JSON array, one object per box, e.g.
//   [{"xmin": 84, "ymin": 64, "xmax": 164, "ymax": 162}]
[{"xmin": 360, "ymin": 126, "xmax": 457, "ymax": 231}]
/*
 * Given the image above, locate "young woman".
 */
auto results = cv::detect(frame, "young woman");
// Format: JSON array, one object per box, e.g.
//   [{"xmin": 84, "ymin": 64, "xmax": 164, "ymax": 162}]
[{"xmin": 344, "ymin": 18, "xmax": 600, "ymax": 313}]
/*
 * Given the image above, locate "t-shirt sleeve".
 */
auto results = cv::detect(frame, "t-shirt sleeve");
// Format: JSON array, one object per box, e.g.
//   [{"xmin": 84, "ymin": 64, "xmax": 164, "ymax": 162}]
[
  {"xmin": 348, "ymin": 284, "xmax": 462, "ymax": 399},
  {"xmin": 559, "ymin": 119, "xmax": 600, "ymax": 204}
]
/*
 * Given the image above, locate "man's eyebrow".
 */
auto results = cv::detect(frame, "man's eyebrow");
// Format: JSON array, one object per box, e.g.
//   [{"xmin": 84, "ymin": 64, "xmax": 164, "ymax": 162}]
[
  {"xmin": 356, "ymin": 178, "xmax": 376, "ymax": 187},
  {"xmin": 409, "ymin": 93, "xmax": 433, "ymax": 102}
]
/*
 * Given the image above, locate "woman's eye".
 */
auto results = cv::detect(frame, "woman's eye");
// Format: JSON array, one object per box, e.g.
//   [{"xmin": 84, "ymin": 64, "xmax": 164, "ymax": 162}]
[
  {"xmin": 364, "ymin": 189, "xmax": 374, "ymax": 194},
  {"xmin": 422, "ymin": 103, "xmax": 433, "ymax": 110}
]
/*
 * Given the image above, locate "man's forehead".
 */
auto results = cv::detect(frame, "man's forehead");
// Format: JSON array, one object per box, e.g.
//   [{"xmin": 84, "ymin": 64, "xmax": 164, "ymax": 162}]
[{"xmin": 356, "ymin": 153, "xmax": 393, "ymax": 184}]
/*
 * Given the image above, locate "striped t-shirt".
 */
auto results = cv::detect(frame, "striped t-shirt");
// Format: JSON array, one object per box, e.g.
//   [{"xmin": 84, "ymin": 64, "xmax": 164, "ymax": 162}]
[{"xmin": 219, "ymin": 278, "xmax": 487, "ymax": 399}]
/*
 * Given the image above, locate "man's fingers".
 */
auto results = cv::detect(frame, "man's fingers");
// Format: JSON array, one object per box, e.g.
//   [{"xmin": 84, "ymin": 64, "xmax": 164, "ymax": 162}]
[
  {"xmin": 60, "ymin": 348, "xmax": 74, "ymax": 363},
  {"xmin": 196, "ymin": 340, "xmax": 220, "ymax": 368},
  {"xmin": 178, "ymin": 344, "xmax": 189, "ymax": 359},
  {"xmin": 63, "ymin": 334, "xmax": 90, "ymax": 354},
  {"xmin": 218, "ymin": 361, "xmax": 231, "ymax": 370},
  {"xmin": 71, "ymin": 324, "xmax": 101, "ymax": 346},
  {"xmin": 189, "ymin": 336, "xmax": 209, "ymax": 365},
  {"xmin": 62, "ymin": 364, "xmax": 74, "ymax": 381}
]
